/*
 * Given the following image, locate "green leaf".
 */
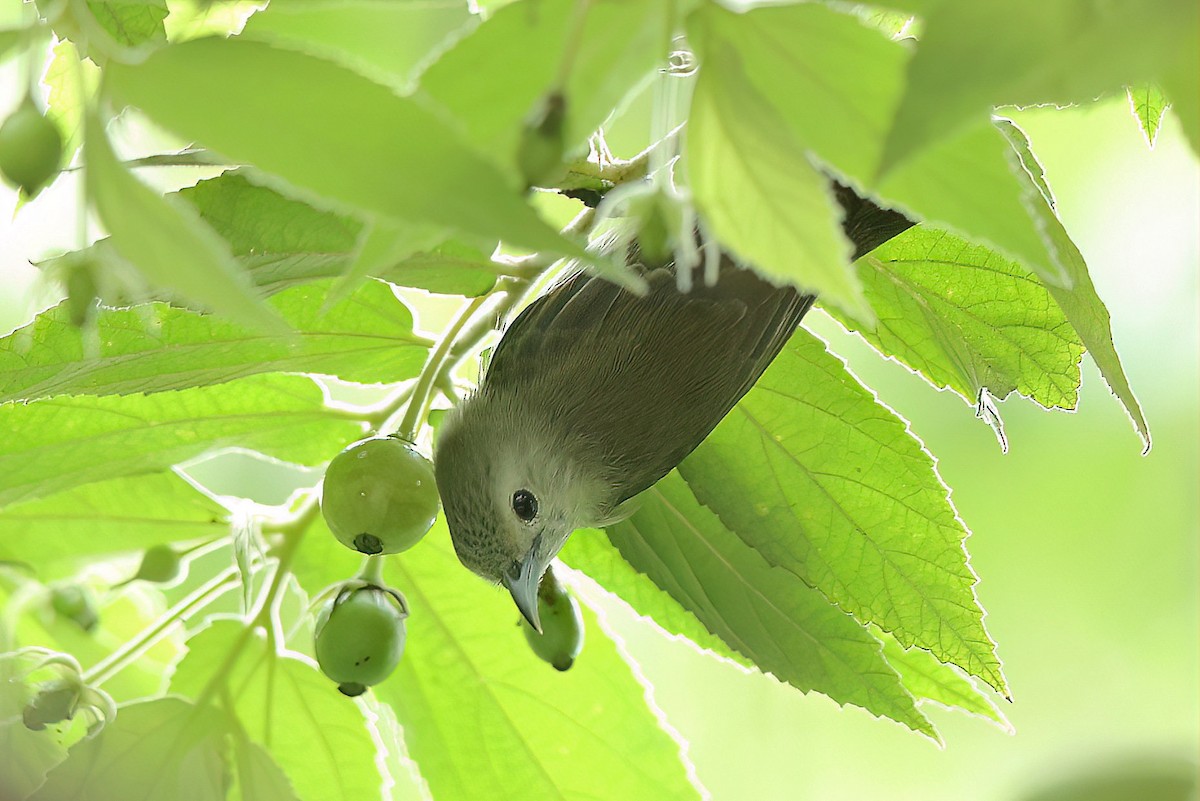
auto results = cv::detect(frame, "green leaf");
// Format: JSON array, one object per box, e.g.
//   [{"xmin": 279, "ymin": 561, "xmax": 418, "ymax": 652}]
[
  {"xmin": 43, "ymin": 40, "xmax": 100, "ymax": 168},
  {"xmin": 1126, "ymin": 84, "xmax": 1171, "ymax": 148},
  {"xmin": 878, "ymin": 633, "xmax": 1011, "ymax": 730},
  {"xmin": 0, "ymin": 374, "xmax": 361, "ymax": 508},
  {"xmin": 0, "ymin": 278, "xmax": 429, "ymax": 403},
  {"xmin": 83, "ymin": 111, "xmax": 288, "ymax": 334},
  {"xmin": 171, "ymin": 622, "xmax": 382, "ymax": 801},
  {"xmin": 30, "ymin": 697, "xmax": 228, "ymax": 801},
  {"xmin": 997, "ymin": 118, "xmax": 1151, "ymax": 450},
  {"xmin": 371, "ymin": 525, "xmax": 703, "ymax": 801},
  {"xmin": 419, "ymin": 0, "xmax": 671, "ymax": 170},
  {"xmin": 679, "ymin": 328, "xmax": 1007, "ymax": 695},
  {"xmin": 0, "ymin": 472, "xmax": 226, "ymax": 577},
  {"xmin": 688, "ymin": 2, "xmax": 1071, "ymax": 290},
  {"xmin": 879, "ymin": 0, "xmax": 1198, "ymax": 171},
  {"xmin": 231, "ymin": 737, "xmax": 302, "ymax": 801},
  {"xmin": 560, "ymin": 528, "xmax": 747, "ymax": 667},
  {"xmin": 832, "ymin": 225, "xmax": 1084, "ymax": 411},
  {"xmin": 685, "ymin": 31, "xmax": 863, "ymax": 318},
  {"xmin": 87, "ymin": 0, "xmax": 169, "ymax": 46},
  {"xmin": 104, "ymin": 37, "xmax": 588, "ymax": 260},
  {"xmin": 240, "ymin": 0, "xmax": 474, "ymax": 91},
  {"xmin": 325, "ymin": 218, "xmax": 446, "ymax": 310},
  {"xmin": 1160, "ymin": 44, "xmax": 1199, "ymax": 156},
  {"xmin": 0, "ymin": 655, "xmax": 68, "ymax": 801},
  {"xmin": 607, "ymin": 473, "xmax": 936, "ymax": 737}
]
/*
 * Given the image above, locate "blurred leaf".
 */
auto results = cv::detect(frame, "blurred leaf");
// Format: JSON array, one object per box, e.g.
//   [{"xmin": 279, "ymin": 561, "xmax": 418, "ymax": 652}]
[
  {"xmin": 87, "ymin": 0, "xmax": 169, "ymax": 46},
  {"xmin": 104, "ymin": 38, "xmax": 589, "ymax": 259},
  {"xmin": 878, "ymin": 633, "xmax": 1010, "ymax": 729},
  {"xmin": 0, "ymin": 655, "xmax": 68, "ymax": 801},
  {"xmin": 0, "ymin": 472, "xmax": 225, "ymax": 577},
  {"xmin": 1160, "ymin": 49, "xmax": 1199, "ymax": 156},
  {"xmin": 0, "ymin": 374, "xmax": 362, "ymax": 508},
  {"xmin": 43, "ymin": 40, "xmax": 100, "ymax": 168},
  {"xmin": 560, "ymin": 528, "xmax": 747, "ymax": 667},
  {"xmin": 1127, "ymin": 84, "xmax": 1170, "ymax": 148},
  {"xmin": 689, "ymin": 2, "xmax": 1071, "ymax": 289},
  {"xmin": 879, "ymin": 0, "xmax": 1198, "ymax": 171},
  {"xmin": 997, "ymin": 119, "xmax": 1151, "ymax": 450},
  {"xmin": 240, "ymin": 0, "xmax": 474, "ymax": 91},
  {"xmin": 30, "ymin": 697, "xmax": 227, "ymax": 801},
  {"xmin": 325, "ymin": 218, "xmax": 446, "ymax": 310},
  {"xmin": 231, "ymin": 737, "xmax": 302, "ymax": 801},
  {"xmin": 419, "ymin": 0, "xmax": 670, "ymax": 173},
  {"xmin": 680, "ymin": 329, "xmax": 1007, "ymax": 695},
  {"xmin": 171, "ymin": 622, "xmax": 382, "ymax": 801},
  {"xmin": 607, "ymin": 473, "xmax": 936, "ymax": 736},
  {"xmin": 366, "ymin": 525, "xmax": 703, "ymax": 801},
  {"xmin": 0, "ymin": 29, "xmax": 22, "ymax": 61},
  {"xmin": 1018, "ymin": 759, "xmax": 1198, "ymax": 801},
  {"xmin": 832, "ymin": 225, "xmax": 1084, "ymax": 411},
  {"xmin": 83, "ymin": 112, "xmax": 288, "ymax": 333},
  {"xmin": 0, "ymin": 278, "xmax": 429, "ymax": 403},
  {"xmin": 686, "ymin": 30, "xmax": 863, "ymax": 318}
]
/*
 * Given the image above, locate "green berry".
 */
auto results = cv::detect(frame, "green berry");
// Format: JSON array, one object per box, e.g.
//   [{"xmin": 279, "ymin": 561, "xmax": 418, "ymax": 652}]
[
  {"xmin": 50, "ymin": 584, "xmax": 98, "ymax": 632},
  {"xmin": 521, "ymin": 570, "xmax": 584, "ymax": 671},
  {"xmin": 0, "ymin": 100, "xmax": 63, "ymax": 195},
  {"xmin": 315, "ymin": 585, "xmax": 408, "ymax": 693},
  {"xmin": 515, "ymin": 92, "xmax": 566, "ymax": 189},
  {"xmin": 23, "ymin": 680, "xmax": 82, "ymax": 731},
  {"xmin": 321, "ymin": 436, "xmax": 439, "ymax": 556},
  {"xmin": 133, "ymin": 545, "xmax": 182, "ymax": 584}
]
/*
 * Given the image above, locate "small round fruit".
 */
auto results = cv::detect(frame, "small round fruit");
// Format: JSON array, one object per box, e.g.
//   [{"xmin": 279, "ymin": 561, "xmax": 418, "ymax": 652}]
[
  {"xmin": 315, "ymin": 585, "xmax": 408, "ymax": 693},
  {"xmin": 0, "ymin": 100, "xmax": 63, "ymax": 195},
  {"xmin": 321, "ymin": 436, "xmax": 439, "ymax": 555},
  {"xmin": 521, "ymin": 571, "xmax": 584, "ymax": 671},
  {"xmin": 133, "ymin": 545, "xmax": 182, "ymax": 584},
  {"xmin": 23, "ymin": 680, "xmax": 81, "ymax": 731},
  {"xmin": 50, "ymin": 585, "xmax": 98, "ymax": 632}
]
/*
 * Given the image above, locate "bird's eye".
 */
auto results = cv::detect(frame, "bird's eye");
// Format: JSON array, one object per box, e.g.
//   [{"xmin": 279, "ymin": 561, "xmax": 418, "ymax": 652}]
[{"xmin": 512, "ymin": 489, "xmax": 538, "ymax": 522}]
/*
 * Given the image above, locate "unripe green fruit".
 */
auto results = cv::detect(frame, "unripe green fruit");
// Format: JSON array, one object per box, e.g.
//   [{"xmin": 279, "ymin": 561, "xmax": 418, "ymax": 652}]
[
  {"xmin": 521, "ymin": 572, "xmax": 584, "ymax": 671},
  {"xmin": 321, "ymin": 436, "xmax": 439, "ymax": 555},
  {"xmin": 50, "ymin": 584, "xmax": 98, "ymax": 632},
  {"xmin": 315, "ymin": 585, "xmax": 408, "ymax": 695},
  {"xmin": 23, "ymin": 680, "xmax": 81, "ymax": 731},
  {"xmin": 133, "ymin": 545, "xmax": 182, "ymax": 584},
  {"xmin": 0, "ymin": 100, "xmax": 63, "ymax": 195}
]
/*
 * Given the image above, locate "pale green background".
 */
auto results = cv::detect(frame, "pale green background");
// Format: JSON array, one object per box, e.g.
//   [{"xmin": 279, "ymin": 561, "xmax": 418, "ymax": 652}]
[{"xmin": 1, "ymin": 39, "xmax": 1196, "ymax": 801}]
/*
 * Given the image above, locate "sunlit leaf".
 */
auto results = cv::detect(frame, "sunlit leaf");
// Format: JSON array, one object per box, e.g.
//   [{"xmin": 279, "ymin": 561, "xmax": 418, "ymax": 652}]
[
  {"xmin": 87, "ymin": 0, "xmax": 169, "ymax": 46},
  {"xmin": 832, "ymin": 225, "xmax": 1084, "ymax": 411},
  {"xmin": 0, "ymin": 278, "xmax": 429, "ymax": 403},
  {"xmin": 0, "ymin": 374, "xmax": 361, "ymax": 508},
  {"xmin": 1126, "ymin": 84, "xmax": 1170, "ymax": 149},
  {"xmin": 231, "ymin": 737, "xmax": 302, "ymax": 801},
  {"xmin": 171, "ymin": 622, "xmax": 382, "ymax": 801},
  {"xmin": 878, "ymin": 633, "xmax": 1011, "ymax": 730},
  {"xmin": 30, "ymin": 697, "xmax": 228, "ymax": 801},
  {"xmin": 83, "ymin": 111, "xmax": 288, "ymax": 333},
  {"xmin": 686, "ymin": 28, "xmax": 863, "ymax": 318},
  {"xmin": 43, "ymin": 40, "xmax": 100, "ymax": 168},
  {"xmin": 104, "ymin": 38, "xmax": 589, "ymax": 259},
  {"xmin": 0, "ymin": 472, "xmax": 225, "ymax": 577},
  {"xmin": 0, "ymin": 655, "xmax": 68, "ymax": 801},
  {"xmin": 680, "ymin": 328, "xmax": 1007, "ymax": 695}
]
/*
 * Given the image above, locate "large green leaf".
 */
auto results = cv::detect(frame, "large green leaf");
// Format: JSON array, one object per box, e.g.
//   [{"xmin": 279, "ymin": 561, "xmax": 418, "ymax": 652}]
[
  {"xmin": 171, "ymin": 622, "xmax": 382, "ymax": 801},
  {"xmin": 686, "ymin": 29, "xmax": 863, "ymax": 318},
  {"xmin": 362, "ymin": 525, "xmax": 702, "ymax": 801},
  {"xmin": 240, "ymin": 0, "xmax": 474, "ymax": 91},
  {"xmin": 104, "ymin": 38, "xmax": 588, "ymax": 259},
  {"xmin": 0, "ymin": 472, "xmax": 226, "ymax": 577},
  {"xmin": 833, "ymin": 225, "xmax": 1084, "ymax": 411},
  {"xmin": 30, "ymin": 697, "xmax": 228, "ymax": 801},
  {"xmin": 83, "ymin": 111, "xmax": 287, "ymax": 333},
  {"xmin": 689, "ymin": 1, "xmax": 1071, "ymax": 288},
  {"xmin": 0, "ymin": 374, "xmax": 361, "ymax": 508},
  {"xmin": 879, "ymin": 633, "xmax": 1010, "ymax": 730},
  {"xmin": 602, "ymin": 473, "xmax": 935, "ymax": 736},
  {"xmin": 0, "ymin": 278, "xmax": 429, "ymax": 403},
  {"xmin": 997, "ymin": 119, "xmax": 1151, "ymax": 450},
  {"xmin": 44, "ymin": 40, "xmax": 100, "ymax": 168},
  {"xmin": 0, "ymin": 655, "xmax": 68, "ymax": 801},
  {"xmin": 231, "ymin": 737, "xmax": 303, "ymax": 801},
  {"xmin": 880, "ymin": 0, "xmax": 1198, "ymax": 170},
  {"xmin": 679, "ymin": 328, "xmax": 1006, "ymax": 695},
  {"xmin": 87, "ymin": 0, "xmax": 169, "ymax": 46},
  {"xmin": 418, "ymin": 0, "xmax": 671, "ymax": 171}
]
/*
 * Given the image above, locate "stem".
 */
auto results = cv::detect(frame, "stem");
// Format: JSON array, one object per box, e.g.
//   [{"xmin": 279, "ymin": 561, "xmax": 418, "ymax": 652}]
[
  {"xmin": 356, "ymin": 555, "xmax": 386, "ymax": 586},
  {"xmin": 83, "ymin": 566, "xmax": 240, "ymax": 687}
]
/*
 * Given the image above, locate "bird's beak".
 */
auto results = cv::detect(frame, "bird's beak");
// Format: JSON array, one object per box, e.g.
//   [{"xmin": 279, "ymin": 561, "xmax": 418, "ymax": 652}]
[{"xmin": 503, "ymin": 543, "xmax": 543, "ymax": 633}]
